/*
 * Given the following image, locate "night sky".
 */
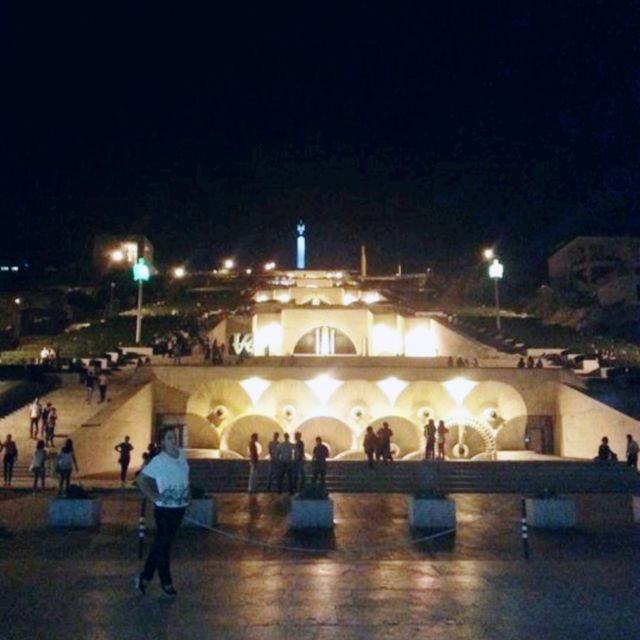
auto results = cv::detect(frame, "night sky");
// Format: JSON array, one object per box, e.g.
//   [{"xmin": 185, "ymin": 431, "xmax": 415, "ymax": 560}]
[{"xmin": 2, "ymin": 2, "xmax": 640, "ymax": 277}]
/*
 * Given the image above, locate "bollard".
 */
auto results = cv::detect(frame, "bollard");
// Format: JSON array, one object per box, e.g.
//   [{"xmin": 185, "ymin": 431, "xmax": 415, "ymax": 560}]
[
  {"xmin": 137, "ymin": 498, "xmax": 146, "ymax": 560},
  {"xmin": 520, "ymin": 497, "xmax": 530, "ymax": 560}
]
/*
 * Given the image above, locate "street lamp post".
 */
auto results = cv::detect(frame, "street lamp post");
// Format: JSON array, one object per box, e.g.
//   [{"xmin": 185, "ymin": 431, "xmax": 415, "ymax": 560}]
[
  {"xmin": 132, "ymin": 258, "xmax": 150, "ymax": 344},
  {"xmin": 488, "ymin": 258, "xmax": 504, "ymax": 331}
]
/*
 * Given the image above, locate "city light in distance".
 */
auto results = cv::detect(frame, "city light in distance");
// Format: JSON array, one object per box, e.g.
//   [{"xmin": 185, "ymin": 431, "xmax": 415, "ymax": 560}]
[
  {"xmin": 245, "ymin": 268, "xmax": 252, "ymax": 275},
  {"xmin": 483, "ymin": 248, "xmax": 495, "ymax": 261},
  {"xmin": 173, "ymin": 266, "xmax": 186, "ymax": 279},
  {"xmin": 264, "ymin": 261, "xmax": 276, "ymax": 271},
  {"xmin": 111, "ymin": 249, "xmax": 124, "ymax": 262},
  {"xmin": 223, "ymin": 258, "xmax": 235, "ymax": 270}
]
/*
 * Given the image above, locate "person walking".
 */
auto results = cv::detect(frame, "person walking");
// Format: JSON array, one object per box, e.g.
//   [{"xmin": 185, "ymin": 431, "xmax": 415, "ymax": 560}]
[
  {"xmin": 424, "ymin": 419, "xmax": 436, "ymax": 461},
  {"xmin": 363, "ymin": 426, "xmax": 377, "ymax": 469},
  {"xmin": 98, "ymin": 373, "xmax": 108, "ymax": 403},
  {"xmin": 248, "ymin": 433, "xmax": 259, "ymax": 493},
  {"xmin": 1, "ymin": 434, "xmax": 17, "ymax": 486},
  {"xmin": 312, "ymin": 436, "xmax": 329, "ymax": 487},
  {"xmin": 30, "ymin": 440, "xmax": 47, "ymax": 491},
  {"xmin": 115, "ymin": 436, "xmax": 135, "ymax": 485},
  {"xmin": 626, "ymin": 434, "xmax": 638, "ymax": 470},
  {"xmin": 379, "ymin": 422, "xmax": 394, "ymax": 463},
  {"xmin": 29, "ymin": 398, "xmax": 42, "ymax": 439},
  {"xmin": 135, "ymin": 426, "xmax": 190, "ymax": 598},
  {"xmin": 45, "ymin": 406, "xmax": 57, "ymax": 447},
  {"xmin": 596, "ymin": 436, "xmax": 616, "ymax": 461},
  {"xmin": 56, "ymin": 438, "xmax": 79, "ymax": 495},
  {"xmin": 277, "ymin": 433, "xmax": 294, "ymax": 494},
  {"xmin": 436, "ymin": 420, "xmax": 449, "ymax": 460},
  {"xmin": 267, "ymin": 432, "xmax": 280, "ymax": 491},
  {"xmin": 293, "ymin": 432, "xmax": 306, "ymax": 492}
]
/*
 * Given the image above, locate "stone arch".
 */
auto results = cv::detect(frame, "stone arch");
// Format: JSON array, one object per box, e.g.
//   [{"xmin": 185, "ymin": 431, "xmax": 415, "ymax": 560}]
[
  {"xmin": 288, "ymin": 321, "xmax": 361, "ymax": 357},
  {"xmin": 442, "ymin": 414, "xmax": 497, "ymax": 459},
  {"xmin": 328, "ymin": 380, "xmax": 389, "ymax": 426},
  {"xmin": 293, "ymin": 326, "xmax": 357, "ymax": 355},
  {"xmin": 395, "ymin": 381, "xmax": 457, "ymax": 423},
  {"xmin": 368, "ymin": 416, "xmax": 421, "ymax": 458},
  {"xmin": 220, "ymin": 414, "xmax": 284, "ymax": 458},
  {"xmin": 295, "ymin": 416, "xmax": 354, "ymax": 458},
  {"xmin": 256, "ymin": 379, "xmax": 318, "ymax": 422},
  {"xmin": 186, "ymin": 380, "xmax": 252, "ymax": 425}
]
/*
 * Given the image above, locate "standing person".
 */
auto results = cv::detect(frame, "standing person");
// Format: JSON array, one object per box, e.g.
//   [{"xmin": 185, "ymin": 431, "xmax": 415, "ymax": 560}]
[
  {"xmin": 293, "ymin": 432, "xmax": 306, "ymax": 492},
  {"xmin": 424, "ymin": 419, "xmax": 437, "ymax": 461},
  {"xmin": 45, "ymin": 406, "xmax": 57, "ymax": 447},
  {"xmin": 626, "ymin": 434, "xmax": 639, "ymax": 470},
  {"xmin": 29, "ymin": 398, "xmax": 42, "ymax": 439},
  {"xmin": 379, "ymin": 422, "xmax": 394, "ymax": 463},
  {"xmin": 277, "ymin": 433, "xmax": 294, "ymax": 495},
  {"xmin": 1, "ymin": 434, "xmax": 17, "ymax": 486},
  {"xmin": 41, "ymin": 402, "xmax": 52, "ymax": 437},
  {"xmin": 115, "ymin": 436, "xmax": 135, "ymax": 486},
  {"xmin": 267, "ymin": 432, "xmax": 280, "ymax": 491},
  {"xmin": 363, "ymin": 426, "xmax": 377, "ymax": 469},
  {"xmin": 56, "ymin": 438, "xmax": 79, "ymax": 495},
  {"xmin": 98, "ymin": 372, "xmax": 108, "ymax": 403},
  {"xmin": 135, "ymin": 426, "xmax": 190, "ymax": 598},
  {"xmin": 30, "ymin": 440, "xmax": 47, "ymax": 491},
  {"xmin": 203, "ymin": 337, "xmax": 211, "ymax": 362},
  {"xmin": 248, "ymin": 433, "xmax": 259, "ymax": 493},
  {"xmin": 312, "ymin": 436, "xmax": 329, "ymax": 487},
  {"xmin": 597, "ymin": 436, "xmax": 616, "ymax": 461},
  {"xmin": 436, "ymin": 420, "xmax": 449, "ymax": 460},
  {"xmin": 85, "ymin": 370, "xmax": 95, "ymax": 403}
]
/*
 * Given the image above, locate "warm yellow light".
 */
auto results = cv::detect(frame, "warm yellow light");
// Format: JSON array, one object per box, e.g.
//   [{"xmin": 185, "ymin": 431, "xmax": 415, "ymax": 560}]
[
  {"xmin": 343, "ymin": 292, "xmax": 357, "ymax": 305},
  {"xmin": 277, "ymin": 293, "xmax": 290, "ymax": 303},
  {"xmin": 14, "ymin": 298, "xmax": 21, "ymax": 305},
  {"xmin": 173, "ymin": 266, "xmax": 186, "ymax": 279},
  {"xmin": 443, "ymin": 378, "xmax": 477, "ymax": 406},
  {"xmin": 255, "ymin": 293, "xmax": 269, "ymax": 303},
  {"xmin": 362, "ymin": 291, "xmax": 379, "ymax": 304},
  {"xmin": 255, "ymin": 322, "xmax": 282, "ymax": 355},
  {"xmin": 376, "ymin": 377, "xmax": 408, "ymax": 406},
  {"xmin": 404, "ymin": 326, "xmax": 437, "ymax": 357},
  {"xmin": 264, "ymin": 261, "xmax": 276, "ymax": 271},
  {"xmin": 306, "ymin": 374, "xmax": 342, "ymax": 405},
  {"xmin": 372, "ymin": 324, "xmax": 400, "ymax": 355},
  {"xmin": 483, "ymin": 248, "xmax": 495, "ymax": 261},
  {"xmin": 223, "ymin": 258, "xmax": 235, "ymax": 270},
  {"xmin": 240, "ymin": 377, "xmax": 271, "ymax": 405},
  {"xmin": 245, "ymin": 268, "xmax": 252, "ymax": 275},
  {"xmin": 111, "ymin": 249, "xmax": 124, "ymax": 262}
]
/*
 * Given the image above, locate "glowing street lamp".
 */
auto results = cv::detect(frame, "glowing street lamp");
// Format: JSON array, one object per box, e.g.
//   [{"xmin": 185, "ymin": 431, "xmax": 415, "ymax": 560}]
[
  {"xmin": 488, "ymin": 258, "xmax": 504, "ymax": 331},
  {"xmin": 173, "ymin": 266, "xmax": 186, "ymax": 279},
  {"xmin": 223, "ymin": 258, "xmax": 235, "ymax": 270},
  {"xmin": 132, "ymin": 258, "xmax": 150, "ymax": 344},
  {"xmin": 264, "ymin": 261, "xmax": 276, "ymax": 272},
  {"xmin": 111, "ymin": 249, "xmax": 124, "ymax": 262},
  {"xmin": 483, "ymin": 248, "xmax": 495, "ymax": 261}
]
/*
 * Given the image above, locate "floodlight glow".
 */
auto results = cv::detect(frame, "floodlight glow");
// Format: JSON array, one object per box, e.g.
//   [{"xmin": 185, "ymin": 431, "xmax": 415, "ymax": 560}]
[
  {"xmin": 306, "ymin": 374, "xmax": 342, "ymax": 405},
  {"xmin": 264, "ymin": 261, "xmax": 276, "ymax": 271},
  {"xmin": 245, "ymin": 268, "xmax": 252, "ymax": 275},
  {"xmin": 255, "ymin": 322, "xmax": 282, "ymax": 354},
  {"xmin": 443, "ymin": 378, "xmax": 477, "ymax": 406},
  {"xmin": 343, "ymin": 292, "xmax": 357, "ymax": 305},
  {"xmin": 223, "ymin": 258, "xmax": 235, "ymax": 270},
  {"xmin": 376, "ymin": 377, "xmax": 408, "ymax": 406},
  {"xmin": 404, "ymin": 326, "xmax": 437, "ymax": 357},
  {"xmin": 363, "ymin": 292, "xmax": 379, "ymax": 304},
  {"xmin": 489, "ymin": 258, "xmax": 504, "ymax": 279},
  {"xmin": 483, "ymin": 248, "xmax": 495, "ymax": 261},
  {"xmin": 372, "ymin": 324, "xmax": 400, "ymax": 355},
  {"xmin": 111, "ymin": 249, "xmax": 124, "ymax": 262},
  {"xmin": 277, "ymin": 293, "xmax": 290, "ymax": 303},
  {"xmin": 14, "ymin": 298, "xmax": 21, "ymax": 305},
  {"xmin": 240, "ymin": 377, "xmax": 271, "ymax": 406},
  {"xmin": 255, "ymin": 293, "xmax": 269, "ymax": 303},
  {"xmin": 173, "ymin": 266, "xmax": 186, "ymax": 279}
]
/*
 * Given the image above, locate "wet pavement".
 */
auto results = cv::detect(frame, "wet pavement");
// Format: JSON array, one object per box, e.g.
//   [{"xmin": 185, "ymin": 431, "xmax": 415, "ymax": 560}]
[{"xmin": 0, "ymin": 490, "xmax": 638, "ymax": 639}]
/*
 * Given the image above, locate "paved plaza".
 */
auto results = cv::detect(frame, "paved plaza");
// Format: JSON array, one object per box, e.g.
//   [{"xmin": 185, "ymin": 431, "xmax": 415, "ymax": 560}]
[{"xmin": 0, "ymin": 490, "xmax": 638, "ymax": 639}]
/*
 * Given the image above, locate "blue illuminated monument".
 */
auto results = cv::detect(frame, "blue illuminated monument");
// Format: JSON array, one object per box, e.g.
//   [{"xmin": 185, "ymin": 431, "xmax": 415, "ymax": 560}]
[{"xmin": 296, "ymin": 220, "xmax": 306, "ymax": 269}]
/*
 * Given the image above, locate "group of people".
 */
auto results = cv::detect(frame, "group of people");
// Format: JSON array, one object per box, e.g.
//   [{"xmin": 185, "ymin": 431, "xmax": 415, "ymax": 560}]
[
  {"xmin": 363, "ymin": 422, "xmax": 395, "ymax": 466},
  {"xmin": 29, "ymin": 437, "xmax": 79, "ymax": 494},
  {"xmin": 447, "ymin": 356, "xmax": 480, "ymax": 368},
  {"xmin": 596, "ymin": 434, "xmax": 639, "ymax": 469},
  {"xmin": 153, "ymin": 332, "xmax": 190, "ymax": 364},
  {"xmin": 82, "ymin": 367, "xmax": 109, "ymax": 404},
  {"xmin": 422, "ymin": 419, "xmax": 450, "ymax": 461},
  {"xmin": 29, "ymin": 397, "xmax": 58, "ymax": 445},
  {"xmin": 247, "ymin": 431, "xmax": 330, "ymax": 494},
  {"xmin": 517, "ymin": 356, "xmax": 544, "ymax": 369},
  {"xmin": 202, "ymin": 337, "xmax": 226, "ymax": 365}
]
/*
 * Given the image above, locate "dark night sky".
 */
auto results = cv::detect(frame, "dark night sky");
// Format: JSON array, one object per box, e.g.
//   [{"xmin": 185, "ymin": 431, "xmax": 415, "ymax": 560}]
[{"xmin": 2, "ymin": 2, "xmax": 640, "ymax": 277}]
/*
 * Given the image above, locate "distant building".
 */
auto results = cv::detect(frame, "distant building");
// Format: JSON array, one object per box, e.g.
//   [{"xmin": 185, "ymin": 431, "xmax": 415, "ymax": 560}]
[
  {"xmin": 93, "ymin": 235, "xmax": 154, "ymax": 274},
  {"xmin": 548, "ymin": 235, "xmax": 640, "ymax": 292}
]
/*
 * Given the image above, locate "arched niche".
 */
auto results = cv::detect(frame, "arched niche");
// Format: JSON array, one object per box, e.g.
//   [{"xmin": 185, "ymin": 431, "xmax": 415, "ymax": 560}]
[
  {"xmin": 395, "ymin": 381, "xmax": 457, "ymax": 423},
  {"xmin": 256, "ymin": 379, "xmax": 318, "ymax": 423},
  {"xmin": 328, "ymin": 380, "xmax": 389, "ymax": 426},
  {"xmin": 368, "ymin": 416, "xmax": 421, "ymax": 458},
  {"xmin": 186, "ymin": 380, "xmax": 251, "ymax": 424},
  {"xmin": 220, "ymin": 414, "xmax": 284, "ymax": 458},
  {"xmin": 293, "ymin": 326, "xmax": 357, "ymax": 355},
  {"xmin": 295, "ymin": 416, "xmax": 354, "ymax": 457}
]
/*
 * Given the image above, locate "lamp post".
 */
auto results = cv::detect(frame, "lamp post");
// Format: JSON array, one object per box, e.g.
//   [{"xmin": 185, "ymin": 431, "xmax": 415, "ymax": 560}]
[
  {"xmin": 488, "ymin": 258, "xmax": 504, "ymax": 331},
  {"xmin": 132, "ymin": 258, "xmax": 150, "ymax": 344}
]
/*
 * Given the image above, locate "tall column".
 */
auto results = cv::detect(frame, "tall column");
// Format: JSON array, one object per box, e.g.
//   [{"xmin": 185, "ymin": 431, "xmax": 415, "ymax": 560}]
[{"xmin": 297, "ymin": 220, "xmax": 306, "ymax": 269}]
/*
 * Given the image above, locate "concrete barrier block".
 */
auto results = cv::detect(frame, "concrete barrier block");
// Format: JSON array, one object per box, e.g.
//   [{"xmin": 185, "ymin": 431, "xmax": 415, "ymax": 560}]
[
  {"xmin": 408, "ymin": 497, "xmax": 456, "ymax": 529},
  {"xmin": 183, "ymin": 499, "xmax": 217, "ymax": 528},
  {"xmin": 48, "ymin": 498, "xmax": 102, "ymax": 528},
  {"xmin": 290, "ymin": 498, "xmax": 334, "ymax": 529},
  {"xmin": 525, "ymin": 497, "xmax": 576, "ymax": 528}
]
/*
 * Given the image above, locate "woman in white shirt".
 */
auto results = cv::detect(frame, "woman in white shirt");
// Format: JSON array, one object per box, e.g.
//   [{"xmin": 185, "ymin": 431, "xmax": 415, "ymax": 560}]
[{"xmin": 135, "ymin": 426, "xmax": 190, "ymax": 598}]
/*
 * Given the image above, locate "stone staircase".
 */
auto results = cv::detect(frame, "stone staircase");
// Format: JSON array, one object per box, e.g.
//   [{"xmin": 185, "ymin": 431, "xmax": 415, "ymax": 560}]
[
  {"xmin": 188, "ymin": 459, "xmax": 640, "ymax": 495},
  {"xmin": 1, "ymin": 369, "xmax": 146, "ymax": 481}
]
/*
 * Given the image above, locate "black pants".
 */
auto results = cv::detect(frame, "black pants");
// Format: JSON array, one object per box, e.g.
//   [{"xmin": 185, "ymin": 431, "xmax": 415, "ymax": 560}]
[
  {"xmin": 119, "ymin": 459, "xmax": 130, "ymax": 482},
  {"xmin": 312, "ymin": 464, "xmax": 326, "ymax": 486},
  {"xmin": 3, "ymin": 456, "xmax": 15, "ymax": 483},
  {"xmin": 365, "ymin": 449, "xmax": 374, "ymax": 468},
  {"xmin": 628, "ymin": 453, "xmax": 638, "ymax": 470},
  {"xmin": 143, "ymin": 506, "xmax": 185, "ymax": 586},
  {"xmin": 294, "ymin": 462, "xmax": 306, "ymax": 492},
  {"xmin": 277, "ymin": 463, "xmax": 294, "ymax": 494},
  {"xmin": 99, "ymin": 385, "xmax": 107, "ymax": 402},
  {"xmin": 30, "ymin": 418, "xmax": 39, "ymax": 437}
]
